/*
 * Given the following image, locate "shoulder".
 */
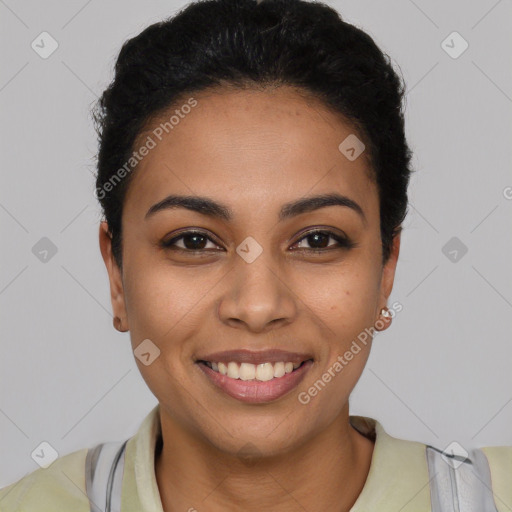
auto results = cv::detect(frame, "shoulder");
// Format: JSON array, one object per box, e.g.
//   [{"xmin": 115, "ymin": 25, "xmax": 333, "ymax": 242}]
[
  {"xmin": 350, "ymin": 416, "xmax": 433, "ymax": 511},
  {"xmin": 0, "ymin": 447, "xmax": 90, "ymax": 511},
  {"xmin": 481, "ymin": 445, "xmax": 512, "ymax": 511},
  {"xmin": 422, "ymin": 442, "xmax": 512, "ymax": 512},
  {"xmin": 482, "ymin": 444, "xmax": 512, "ymax": 472},
  {"xmin": 351, "ymin": 416, "xmax": 512, "ymax": 512}
]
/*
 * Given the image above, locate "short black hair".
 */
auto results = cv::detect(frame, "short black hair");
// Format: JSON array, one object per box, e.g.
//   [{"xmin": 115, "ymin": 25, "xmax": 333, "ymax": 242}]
[{"xmin": 92, "ymin": 0, "xmax": 413, "ymax": 269}]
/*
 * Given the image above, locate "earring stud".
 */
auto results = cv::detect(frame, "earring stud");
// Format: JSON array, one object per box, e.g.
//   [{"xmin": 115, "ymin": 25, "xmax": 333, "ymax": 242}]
[{"xmin": 380, "ymin": 307, "xmax": 392, "ymax": 318}]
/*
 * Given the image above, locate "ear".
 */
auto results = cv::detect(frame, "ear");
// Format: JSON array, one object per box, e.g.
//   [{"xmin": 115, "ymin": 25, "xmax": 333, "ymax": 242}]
[
  {"xmin": 99, "ymin": 221, "xmax": 129, "ymax": 331},
  {"xmin": 378, "ymin": 231, "xmax": 401, "ymax": 309}
]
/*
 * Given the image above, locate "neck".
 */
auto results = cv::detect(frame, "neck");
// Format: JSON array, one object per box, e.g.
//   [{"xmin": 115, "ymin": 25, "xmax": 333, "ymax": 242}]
[{"xmin": 154, "ymin": 406, "xmax": 374, "ymax": 512}]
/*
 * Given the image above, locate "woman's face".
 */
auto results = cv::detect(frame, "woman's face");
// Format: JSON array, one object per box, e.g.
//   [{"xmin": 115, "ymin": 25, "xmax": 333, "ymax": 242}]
[{"xmin": 100, "ymin": 86, "xmax": 399, "ymax": 456}]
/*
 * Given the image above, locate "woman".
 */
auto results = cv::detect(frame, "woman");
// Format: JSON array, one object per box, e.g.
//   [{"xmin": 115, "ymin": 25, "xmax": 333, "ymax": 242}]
[{"xmin": 1, "ymin": 0, "xmax": 510, "ymax": 510}]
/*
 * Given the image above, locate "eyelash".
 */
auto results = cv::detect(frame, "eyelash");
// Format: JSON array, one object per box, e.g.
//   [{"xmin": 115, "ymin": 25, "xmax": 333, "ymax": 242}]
[{"xmin": 161, "ymin": 229, "xmax": 356, "ymax": 254}]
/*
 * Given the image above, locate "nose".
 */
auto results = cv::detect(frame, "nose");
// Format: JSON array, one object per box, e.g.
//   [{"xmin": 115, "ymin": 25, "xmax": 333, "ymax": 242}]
[{"xmin": 218, "ymin": 252, "xmax": 297, "ymax": 333}]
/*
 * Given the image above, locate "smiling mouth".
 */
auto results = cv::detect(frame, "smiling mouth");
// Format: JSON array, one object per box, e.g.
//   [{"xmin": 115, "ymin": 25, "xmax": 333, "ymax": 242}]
[{"xmin": 197, "ymin": 359, "xmax": 313, "ymax": 381}]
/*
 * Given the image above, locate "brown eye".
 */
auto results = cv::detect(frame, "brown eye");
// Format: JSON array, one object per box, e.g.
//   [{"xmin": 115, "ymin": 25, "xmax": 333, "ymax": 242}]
[
  {"xmin": 291, "ymin": 230, "xmax": 355, "ymax": 251},
  {"xmin": 161, "ymin": 230, "xmax": 222, "ymax": 252}
]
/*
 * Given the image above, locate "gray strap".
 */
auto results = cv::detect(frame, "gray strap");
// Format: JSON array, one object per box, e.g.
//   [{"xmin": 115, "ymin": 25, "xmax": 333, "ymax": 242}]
[
  {"xmin": 426, "ymin": 445, "xmax": 498, "ymax": 511},
  {"xmin": 471, "ymin": 448, "xmax": 501, "ymax": 512},
  {"xmin": 85, "ymin": 440, "xmax": 128, "ymax": 512},
  {"xmin": 108, "ymin": 441, "xmax": 126, "ymax": 512}
]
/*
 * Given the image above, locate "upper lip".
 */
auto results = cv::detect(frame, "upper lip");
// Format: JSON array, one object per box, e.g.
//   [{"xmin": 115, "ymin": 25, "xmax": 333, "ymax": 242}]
[{"xmin": 196, "ymin": 349, "xmax": 314, "ymax": 365}]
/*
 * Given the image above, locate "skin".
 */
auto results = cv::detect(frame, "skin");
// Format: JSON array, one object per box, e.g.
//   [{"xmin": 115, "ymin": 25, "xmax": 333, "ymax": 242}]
[{"xmin": 99, "ymin": 85, "xmax": 400, "ymax": 512}]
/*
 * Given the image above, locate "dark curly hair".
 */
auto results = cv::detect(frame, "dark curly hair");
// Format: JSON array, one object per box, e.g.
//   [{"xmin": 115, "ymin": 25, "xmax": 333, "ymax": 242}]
[{"xmin": 92, "ymin": 0, "xmax": 413, "ymax": 270}]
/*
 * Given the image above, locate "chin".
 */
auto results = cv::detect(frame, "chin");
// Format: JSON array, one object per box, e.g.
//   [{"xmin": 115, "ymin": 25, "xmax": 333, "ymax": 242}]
[{"xmin": 199, "ymin": 417, "xmax": 307, "ymax": 460}]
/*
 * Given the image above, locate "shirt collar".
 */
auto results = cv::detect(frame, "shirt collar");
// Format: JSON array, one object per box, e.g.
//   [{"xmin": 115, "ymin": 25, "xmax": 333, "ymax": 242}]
[{"xmin": 123, "ymin": 404, "xmax": 430, "ymax": 511}]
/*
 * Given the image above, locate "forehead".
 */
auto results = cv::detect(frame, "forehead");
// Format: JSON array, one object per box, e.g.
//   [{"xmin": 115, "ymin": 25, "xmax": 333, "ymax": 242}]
[{"xmin": 124, "ymin": 86, "xmax": 377, "ymax": 221}]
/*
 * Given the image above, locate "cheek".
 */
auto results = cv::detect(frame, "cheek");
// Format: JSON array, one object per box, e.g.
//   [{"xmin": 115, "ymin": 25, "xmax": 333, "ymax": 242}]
[
  {"xmin": 122, "ymin": 259, "xmax": 206, "ymax": 346},
  {"xmin": 122, "ymin": 262, "xmax": 205, "ymax": 406},
  {"xmin": 299, "ymin": 261, "xmax": 381, "ymax": 333}
]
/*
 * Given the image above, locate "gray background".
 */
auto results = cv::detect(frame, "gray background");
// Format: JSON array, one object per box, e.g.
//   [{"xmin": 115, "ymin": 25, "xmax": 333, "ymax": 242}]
[{"xmin": 1, "ymin": 0, "xmax": 511, "ymax": 488}]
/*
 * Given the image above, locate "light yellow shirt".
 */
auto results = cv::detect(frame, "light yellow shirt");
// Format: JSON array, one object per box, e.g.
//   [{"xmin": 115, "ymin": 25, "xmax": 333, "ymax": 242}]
[{"xmin": 1, "ymin": 404, "xmax": 511, "ymax": 511}]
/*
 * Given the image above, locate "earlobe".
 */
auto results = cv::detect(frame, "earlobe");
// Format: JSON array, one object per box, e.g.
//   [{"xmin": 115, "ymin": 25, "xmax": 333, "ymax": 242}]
[
  {"xmin": 99, "ymin": 221, "xmax": 129, "ymax": 332},
  {"xmin": 374, "ymin": 306, "xmax": 393, "ymax": 332},
  {"xmin": 376, "ymin": 232, "xmax": 401, "ymax": 324}
]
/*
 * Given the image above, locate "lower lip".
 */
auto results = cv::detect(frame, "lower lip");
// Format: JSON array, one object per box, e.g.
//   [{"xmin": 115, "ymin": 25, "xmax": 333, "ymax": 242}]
[{"xmin": 196, "ymin": 360, "xmax": 313, "ymax": 404}]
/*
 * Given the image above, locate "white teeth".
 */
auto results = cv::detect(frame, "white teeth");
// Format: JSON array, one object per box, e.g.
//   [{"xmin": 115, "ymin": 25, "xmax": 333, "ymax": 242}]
[
  {"xmin": 273, "ymin": 361, "xmax": 285, "ymax": 378},
  {"xmin": 256, "ymin": 362, "xmax": 274, "ymax": 381},
  {"xmin": 239, "ymin": 362, "xmax": 256, "ymax": 381},
  {"xmin": 227, "ymin": 361, "xmax": 239, "ymax": 379},
  {"xmin": 206, "ymin": 360, "xmax": 306, "ymax": 381}
]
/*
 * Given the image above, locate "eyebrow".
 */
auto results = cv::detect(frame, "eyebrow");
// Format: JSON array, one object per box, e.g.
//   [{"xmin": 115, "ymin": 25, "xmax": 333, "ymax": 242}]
[{"xmin": 145, "ymin": 192, "xmax": 366, "ymax": 224}]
